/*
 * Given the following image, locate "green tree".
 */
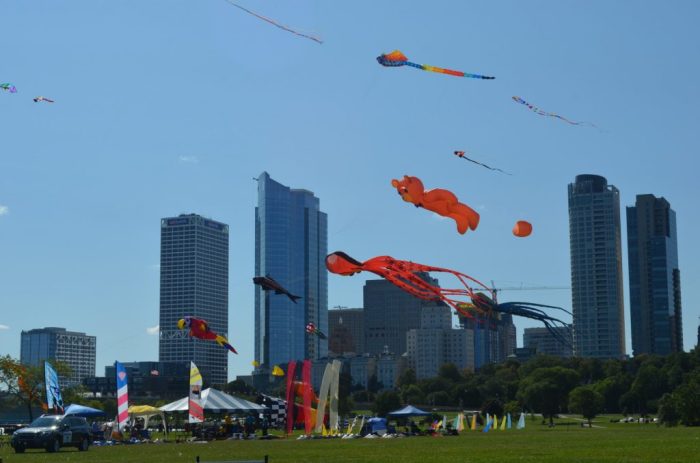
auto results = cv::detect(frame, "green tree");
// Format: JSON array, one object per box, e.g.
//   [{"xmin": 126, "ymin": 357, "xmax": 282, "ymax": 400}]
[
  {"xmin": 372, "ymin": 390, "xmax": 401, "ymax": 417},
  {"xmin": 225, "ymin": 379, "xmax": 256, "ymax": 397},
  {"xmin": 674, "ymin": 371, "xmax": 700, "ymax": 426},
  {"xmin": 568, "ymin": 386, "xmax": 603, "ymax": 426},
  {"xmin": 517, "ymin": 366, "xmax": 580, "ymax": 425},
  {"xmin": 426, "ymin": 390, "xmax": 451, "ymax": 406},
  {"xmin": 657, "ymin": 392, "xmax": 681, "ymax": 427},
  {"xmin": 401, "ymin": 384, "xmax": 426, "ymax": 405},
  {"xmin": 438, "ymin": 363, "xmax": 462, "ymax": 383},
  {"xmin": 396, "ymin": 369, "xmax": 417, "ymax": 388}
]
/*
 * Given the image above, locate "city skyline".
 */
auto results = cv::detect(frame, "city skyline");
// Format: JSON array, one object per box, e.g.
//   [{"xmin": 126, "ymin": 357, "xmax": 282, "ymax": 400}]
[{"xmin": 2, "ymin": 2, "xmax": 700, "ymax": 380}]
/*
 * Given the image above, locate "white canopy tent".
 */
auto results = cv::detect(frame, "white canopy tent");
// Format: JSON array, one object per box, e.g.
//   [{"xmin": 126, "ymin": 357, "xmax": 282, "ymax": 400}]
[{"xmin": 159, "ymin": 388, "xmax": 266, "ymax": 414}]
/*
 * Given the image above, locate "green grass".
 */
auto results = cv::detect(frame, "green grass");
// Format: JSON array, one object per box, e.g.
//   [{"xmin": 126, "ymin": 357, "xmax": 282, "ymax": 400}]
[{"xmin": 1, "ymin": 422, "xmax": 698, "ymax": 463}]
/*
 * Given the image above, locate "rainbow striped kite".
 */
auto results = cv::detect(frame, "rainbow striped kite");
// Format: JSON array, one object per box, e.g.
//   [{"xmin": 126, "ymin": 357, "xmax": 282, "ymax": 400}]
[{"xmin": 376, "ymin": 50, "xmax": 494, "ymax": 80}]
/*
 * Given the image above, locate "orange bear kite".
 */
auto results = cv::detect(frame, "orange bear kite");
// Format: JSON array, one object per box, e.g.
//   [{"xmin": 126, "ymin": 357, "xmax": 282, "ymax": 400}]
[{"xmin": 390, "ymin": 175, "xmax": 480, "ymax": 234}]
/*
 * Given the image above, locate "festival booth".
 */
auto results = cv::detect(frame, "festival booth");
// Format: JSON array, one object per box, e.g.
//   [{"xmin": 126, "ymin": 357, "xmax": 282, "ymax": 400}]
[
  {"xmin": 159, "ymin": 388, "xmax": 266, "ymax": 414},
  {"xmin": 63, "ymin": 404, "xmax": 107, "ymax": 417},
  {"xmin": 387, "ymin": 405, "xmax": 431, "ymax": 418},
  {"xmin": 128, "ymin": 405, "xmax": 168, "ymax": 437}
]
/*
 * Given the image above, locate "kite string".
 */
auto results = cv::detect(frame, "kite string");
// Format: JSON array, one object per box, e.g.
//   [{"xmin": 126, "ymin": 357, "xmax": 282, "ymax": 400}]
[{"xmin": 224, "ymin": 0, "xmax": 323, "ymax": 44}]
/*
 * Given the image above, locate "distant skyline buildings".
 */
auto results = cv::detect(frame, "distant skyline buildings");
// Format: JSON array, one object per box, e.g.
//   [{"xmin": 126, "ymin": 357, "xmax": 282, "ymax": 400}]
[
  {"xmin": 328, "ymin": 308, "xmax": 364, "ymax": 356},
  {"xmin": 523, "ymin": 326, "xmax": 573, "ymax": 357},
  {"xmin": 20, "ymin": 327, "xmax": 96, "ymax": 387},
  {"xmin": 254, "ymin": 172, "xmax": 328, "ymax": 368},
  {"xmin": 158, "ymin": 213, "xmax": 229, "ymax": 385},
  {"xmin": 627, "ymin": 194, "xmax": 683, "ymax": 356},
  {"xmin": 568, "ymin": 174, "xmax": 626, "ymax": 359},
  {"xmin": 363, "ymin": 274, "xmax": 441, "ymax": 357}
]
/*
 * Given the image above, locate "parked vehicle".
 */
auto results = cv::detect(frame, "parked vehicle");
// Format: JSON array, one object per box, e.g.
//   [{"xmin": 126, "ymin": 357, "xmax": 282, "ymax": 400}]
[{"xmin": 11, "ymin": 414, "xmax": 91, "ymax": 453}]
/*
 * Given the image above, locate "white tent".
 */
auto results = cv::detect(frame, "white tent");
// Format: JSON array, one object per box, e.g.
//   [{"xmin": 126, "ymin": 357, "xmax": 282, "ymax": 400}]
[{"xmin": 159, "ymin": 388, "xmax": 266, "ymax": 413}]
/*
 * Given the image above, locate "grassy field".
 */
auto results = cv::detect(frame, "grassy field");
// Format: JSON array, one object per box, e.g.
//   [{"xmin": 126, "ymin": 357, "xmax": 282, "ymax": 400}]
[{"xmin": 1, "ymin": 421, "xmax": 698, "ymax": 463}]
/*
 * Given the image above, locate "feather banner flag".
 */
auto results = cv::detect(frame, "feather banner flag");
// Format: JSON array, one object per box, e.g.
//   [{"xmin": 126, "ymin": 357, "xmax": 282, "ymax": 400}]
[
  {"xmin": 44, "ymin": 361, "xmax": 64, "ymax": 414},
  {"xmin": 188, "ymin": 362, "xmax": 204, "ymax": 423}
]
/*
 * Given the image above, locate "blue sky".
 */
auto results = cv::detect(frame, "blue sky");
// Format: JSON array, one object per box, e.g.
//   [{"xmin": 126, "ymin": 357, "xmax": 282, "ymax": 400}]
[{"xmin": 1, "ymin": 1, "xmax": 699, "ymax": 380}]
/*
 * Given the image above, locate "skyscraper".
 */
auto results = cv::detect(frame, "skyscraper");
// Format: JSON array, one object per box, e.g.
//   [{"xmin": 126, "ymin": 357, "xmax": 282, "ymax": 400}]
[
  {"xmin": 20, "ymin": 327, "xmax": 96, "ymax": 386},
  {"xmin": 364, "ymin": 275, "xmax": 440, "ymax": 356},
  {"xmin": 627, "ymin": 194, "xmax": 683, "ymax": 355},
  {"xmin": 568, "ymin": 174, "xmax": 625, "ymax": 358},
  {"xmin": 158, "ymin": 214, "xmax": 229, "ymax": 385},
  {"xmin": 254, "ymin": 172, "xmax": 328, "ymax": 367}
]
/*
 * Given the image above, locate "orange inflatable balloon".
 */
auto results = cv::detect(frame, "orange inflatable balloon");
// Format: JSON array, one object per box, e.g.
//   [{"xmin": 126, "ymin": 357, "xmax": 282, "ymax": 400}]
[
  {"xmin": 391, "ymin": 175, "xmax": 480, "ymax": 234},
  {"xmin": 513, "ymin": 220, "xmax": 532, "ymax": 237}
]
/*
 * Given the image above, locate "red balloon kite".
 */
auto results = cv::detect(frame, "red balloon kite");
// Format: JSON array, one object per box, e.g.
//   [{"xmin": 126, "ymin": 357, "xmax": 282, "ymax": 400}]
[{"xmin": 512, "ymin": 220, "xmax": 532, "ymax": 237}]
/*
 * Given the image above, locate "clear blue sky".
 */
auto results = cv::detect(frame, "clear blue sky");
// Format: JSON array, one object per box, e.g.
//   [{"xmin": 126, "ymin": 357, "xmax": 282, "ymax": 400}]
[{"xmin": 1, "ymin": 1, "xmax": 699, "ymax": 381}]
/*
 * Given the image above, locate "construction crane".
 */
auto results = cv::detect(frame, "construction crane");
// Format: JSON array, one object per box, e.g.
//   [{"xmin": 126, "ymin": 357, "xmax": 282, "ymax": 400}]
[{"xmin": 489, "ymin": 281, "xmax": 570, "ymax": 303}]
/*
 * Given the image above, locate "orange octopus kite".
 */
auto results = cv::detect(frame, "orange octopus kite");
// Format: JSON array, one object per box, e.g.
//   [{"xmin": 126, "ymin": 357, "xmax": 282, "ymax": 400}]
[{"xmin": 391, "ymin": 175, "xmax": 480, "ymax": 234}]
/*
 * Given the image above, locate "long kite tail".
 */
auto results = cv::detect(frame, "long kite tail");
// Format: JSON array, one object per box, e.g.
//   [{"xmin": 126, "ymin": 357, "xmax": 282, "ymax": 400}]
[
  {"xmin": 512, "ymin": 96, "xmax": 597, "ymax": 127},
  {"xmin": 224, "ymin": 0, "xmax": 323, "ymax": 44},
  {"xmin": 405, "ymin": 61, "xmax": 495, "ymax": 79}
]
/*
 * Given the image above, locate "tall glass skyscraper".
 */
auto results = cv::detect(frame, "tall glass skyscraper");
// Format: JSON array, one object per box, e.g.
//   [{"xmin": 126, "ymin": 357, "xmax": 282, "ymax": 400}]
[
  {"xmin": 158, "ymin": 214, "xmax": 229, "ymax": 385},
  {"xmin": 627, "ymin": 194, "xmax": 683, "ymax": 355},
  {"xmin": 568, "ymin": 174, "xmax": 625, "ymax": 359},
  {"xmin": 255, "ymin": 172, "xmax": 328, "ymax": 367}
]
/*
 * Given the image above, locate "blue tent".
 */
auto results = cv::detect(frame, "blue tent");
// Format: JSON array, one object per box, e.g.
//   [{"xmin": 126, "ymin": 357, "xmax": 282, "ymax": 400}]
[
  {"xmin": 387, "ymin": 405, "xmax": 431, "ymax": 417},
  {"xmin": 63, "ymin": 404, "xmax": 106, "ymax": 417},
  {"xmin": 366, "ymin": 417, "xmax": 387, "ymax": 433}
]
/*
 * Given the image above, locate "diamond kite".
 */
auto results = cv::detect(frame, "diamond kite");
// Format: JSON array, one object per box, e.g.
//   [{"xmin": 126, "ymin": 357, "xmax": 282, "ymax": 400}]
[
  {"xmin": 377, "ymin": 50, "xmax": 494, "ymax": 80},
  {"xmin": 305, "ymin": 322, "xmax": 327, "ymax": 339},
  {"xmin": 177, "ymin": 316, "xmax": 237, "ymax": 354},
  {"xmin": 1, "ymin": 83, "xmax": 17, "ymax": 93},
  {"xmin": 454, "ymin": 151, "xmax": 511, "ymax": 175}
]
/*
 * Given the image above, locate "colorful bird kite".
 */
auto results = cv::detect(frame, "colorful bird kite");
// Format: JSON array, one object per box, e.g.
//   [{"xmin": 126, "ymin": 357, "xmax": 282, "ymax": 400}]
[
  {"xmin": 377, "ymin": 50, "xmax": 494, "ymax": 80},
  {"xmin": 512, "ymin": 96, "xmax": 596, "ymax": 127},
  {"xmin": 253, "ymin": 275, "xmax": 302, "ymax": 303},
  {"xmin": 177, "ymin": 316, "xmax": 237, "ymax": 354},
  {"xmin": 33, "ymin": 96, "xmax": 54, "ymax": 103},
  {"xmin": 454, "ymin": 151, "xmax": 511, "ymax": 175},
  {"xmin": 305, "ymin": 322, "xmax": 327, "ymax": 339},
  {"xmin": 512, "ymin": 220, "xmax": 532, "ymax": 237},
  {"xmin": 391, "ymin": 175, "xmax": 480, "ymax": 234},
  {"xmin": 1, "ymin": 83, "xmax": 17, "ymax": 93},
  {"xmin": 224, "ymin": 0, "xmax": 322, "ymax": 44},
  {"xmin": 326, "ymin": 251, "xmax": 571, "ymax": 342}
]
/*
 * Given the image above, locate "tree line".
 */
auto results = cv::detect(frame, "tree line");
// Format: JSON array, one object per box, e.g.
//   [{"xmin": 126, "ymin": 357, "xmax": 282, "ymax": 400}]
[{"xmin": 364, "ymin": 348, "xmax": 700, "ymax": 426}]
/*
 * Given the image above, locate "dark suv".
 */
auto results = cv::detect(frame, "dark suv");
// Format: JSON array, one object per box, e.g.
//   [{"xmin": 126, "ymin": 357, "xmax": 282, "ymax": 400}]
[{"xmin": 11, "ymin": 414, "xmax": 91, "ymax": 453}]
